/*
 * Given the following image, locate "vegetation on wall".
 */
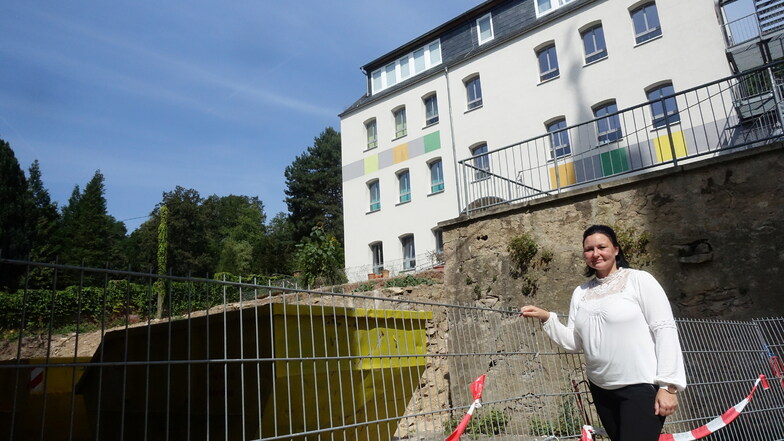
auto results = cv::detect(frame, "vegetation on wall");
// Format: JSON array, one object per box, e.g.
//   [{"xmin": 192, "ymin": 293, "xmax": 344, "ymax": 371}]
[
  {"xmin": 507, "ymin": 232, "xmax": 553, "ymax": 296},
  {"xmin": 612, "ymin": 224, "xmax": 651, "ymax": 268}
]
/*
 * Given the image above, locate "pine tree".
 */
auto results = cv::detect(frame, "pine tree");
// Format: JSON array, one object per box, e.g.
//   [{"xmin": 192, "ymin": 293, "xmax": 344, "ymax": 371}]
[
  {"xmin": 0, "ymin": 138, "xmax": 33, "ymax": 291},
  {"xmin": 284, "ymin": 127, "xmax": 343, "ymax": 244}
]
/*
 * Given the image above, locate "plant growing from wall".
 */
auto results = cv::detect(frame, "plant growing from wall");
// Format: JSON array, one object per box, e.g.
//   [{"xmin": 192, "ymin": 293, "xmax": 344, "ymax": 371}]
[
  {"xmin": 443, "ymin": 407, "xmax": 509, "ymax": 436},
  {"xmin": 612, "ymin": 224, "xmax": 651, "ymax": 268},
  {"xmin": 508, "ymin": 232, "xmax": 553, "ymax": 297}
]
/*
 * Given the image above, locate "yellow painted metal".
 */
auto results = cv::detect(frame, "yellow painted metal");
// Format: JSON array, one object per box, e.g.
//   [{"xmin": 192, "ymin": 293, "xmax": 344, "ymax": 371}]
[
  {"xmin": 0, "ymin": 357, "xmax": 92, "ymax": 441},
  {"xmin": 73, "ymin": 302, "xmax": 432, "ymax": 441}
]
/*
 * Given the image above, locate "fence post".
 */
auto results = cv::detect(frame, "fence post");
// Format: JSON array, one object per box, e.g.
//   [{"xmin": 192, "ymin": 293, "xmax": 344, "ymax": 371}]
[
  {"xmin": 664, "ymin": 95, "xmax": 679, "ymax": 168},
  {"xmin": 768, "ymin": 66, "xmax": 784, "ymax": 131}
]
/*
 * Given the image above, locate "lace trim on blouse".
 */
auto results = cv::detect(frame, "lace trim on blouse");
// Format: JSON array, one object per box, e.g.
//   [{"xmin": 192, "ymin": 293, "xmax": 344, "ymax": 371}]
[
  {"xmin": 582, "ymin": 267, "xmax": 632, "ymax": 301},
  {"xmin": 649, "ymin": 319, "xmax": 677, "ymax": 332}
]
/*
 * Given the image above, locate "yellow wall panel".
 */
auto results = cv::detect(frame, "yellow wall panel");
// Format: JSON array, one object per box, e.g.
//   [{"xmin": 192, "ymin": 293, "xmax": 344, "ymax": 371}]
[
  {"xmin": 654, "ymin": 130, "xmax": 688, "ymax": 162},
  {"xmin": 364, "ymin": 155, "xmax": 379, "ymax": 174},
  {"xmin": 548, "ymin": 162, "xmax": 576, "ymax": 189}
]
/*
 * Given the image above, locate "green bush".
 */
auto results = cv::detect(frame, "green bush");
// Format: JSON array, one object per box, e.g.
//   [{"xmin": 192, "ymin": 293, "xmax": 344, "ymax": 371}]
[
  {"xmin": 384, "ymin": 274, "xmax": 435, "ymax": 288},
  {"xmin": 444, "ymin": 408, "xmax": 509, "ymax": 437}
]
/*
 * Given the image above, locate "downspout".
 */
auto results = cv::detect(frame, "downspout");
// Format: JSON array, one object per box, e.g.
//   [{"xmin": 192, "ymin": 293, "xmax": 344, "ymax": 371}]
[{"xmin": 444, "ymin": 65, "xmax": 463, "ymax": 213}]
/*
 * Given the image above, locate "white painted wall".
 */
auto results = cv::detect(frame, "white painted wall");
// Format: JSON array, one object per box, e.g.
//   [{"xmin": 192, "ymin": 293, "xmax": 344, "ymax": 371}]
[{"xmin": 340, "ymin": 0, "xmax": 731, "ymax": 282}]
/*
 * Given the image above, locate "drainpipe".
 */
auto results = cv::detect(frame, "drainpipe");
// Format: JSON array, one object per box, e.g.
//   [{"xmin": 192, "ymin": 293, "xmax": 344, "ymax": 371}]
[{"xmin": 444, "ymin": 65, "xmax": 463, "ymax": 213}]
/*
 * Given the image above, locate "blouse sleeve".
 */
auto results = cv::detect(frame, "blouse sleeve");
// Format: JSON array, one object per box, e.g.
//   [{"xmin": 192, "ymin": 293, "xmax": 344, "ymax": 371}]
[
  {"xmin": 541, "ymin": 287, "xmax": 583, "ymax": 353},
  {"xmin": 635, "ymin": 271, "xmax": 687, "ymax": 391}
]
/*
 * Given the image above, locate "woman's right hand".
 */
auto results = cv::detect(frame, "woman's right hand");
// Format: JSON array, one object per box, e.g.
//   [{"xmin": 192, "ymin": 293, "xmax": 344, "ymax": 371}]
[{"xmin": 520, "ymin": 305, "xmax": 550, "ymax": 323}]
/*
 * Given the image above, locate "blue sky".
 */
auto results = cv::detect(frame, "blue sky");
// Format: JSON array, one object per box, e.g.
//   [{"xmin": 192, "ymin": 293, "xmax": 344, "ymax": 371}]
[
  {"xmin": 1, "ymin": 1, "xmax": 755, "ymax": 234},
  {"xmin": 1, "ymin": 1, "xmax": 479, "ymax": 232}
]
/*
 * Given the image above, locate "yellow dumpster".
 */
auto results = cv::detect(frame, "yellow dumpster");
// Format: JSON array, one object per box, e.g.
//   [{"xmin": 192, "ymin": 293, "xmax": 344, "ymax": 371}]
[
  {"xmin": 76, "ymin": 303, "xmax": 432, "ymax": 441},
  {"xmin": 0, "ymin": 357, "xmax": 92, "ymax": 441}
]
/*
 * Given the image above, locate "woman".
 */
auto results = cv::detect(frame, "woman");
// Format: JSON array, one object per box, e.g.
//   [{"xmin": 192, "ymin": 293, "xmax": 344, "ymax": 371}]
[{"xmin": 521, "ymin": 225, "xmax": 685, "ymax": 441}]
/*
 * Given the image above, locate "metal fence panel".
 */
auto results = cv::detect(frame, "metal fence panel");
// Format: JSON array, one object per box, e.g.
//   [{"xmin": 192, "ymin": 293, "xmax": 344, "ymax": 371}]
[{"xmin": 1, "ymin": 258, "xmax": 783, "ymax": 441}]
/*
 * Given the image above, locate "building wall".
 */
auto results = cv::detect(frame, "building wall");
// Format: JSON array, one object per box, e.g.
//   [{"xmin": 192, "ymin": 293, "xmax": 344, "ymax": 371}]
[
  {"xmin": 341, "ymin": 0, "xmax": 732, "ymax": 281},
  {"xmin": 439, "ymin": 143, "xmax": 784, "ymax": 320}
]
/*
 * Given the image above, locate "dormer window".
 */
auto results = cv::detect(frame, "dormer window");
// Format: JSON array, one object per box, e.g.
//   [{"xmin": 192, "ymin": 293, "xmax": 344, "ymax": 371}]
[
  {"xmin": 477, "ymin": 13, "xmax": 494, "ymax": 45},
  {"xmin": 369, "ymin": 40, "xmax": 443, "ymax": 94}
]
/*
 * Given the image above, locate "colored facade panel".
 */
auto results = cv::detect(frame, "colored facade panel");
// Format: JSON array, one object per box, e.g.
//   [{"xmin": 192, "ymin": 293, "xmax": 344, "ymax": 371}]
[
  {"xmin": 392, "ymin": 144, "xmax": 409, "ymax": 164},
  {"xmin": 573, "ymin": 155, "xmax": 604, "ymax": 183},
  {"xmin": 600, "ymin": 148, "xmax": 630, "ymax": 176},
  {"xmin": 654, "ymin": 130, "xmax": 688, "ymax": 162},
  {"xmin": 364, "ymin": 155, "xmax": 379, "ymax": 174},
  {"xmin": 424, "ymin": 131, "xmax": 441, "ymax": 153},
  {"xmin": 343, "ymin": 131, "xmax": 441, "ymax": 181},
  {"xmin": 548, "ymin": 162, "xmax": 577, "ymax": 189}
]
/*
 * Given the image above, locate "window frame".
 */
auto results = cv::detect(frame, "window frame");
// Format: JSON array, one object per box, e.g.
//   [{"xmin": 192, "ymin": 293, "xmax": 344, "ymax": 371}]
[
  {"xmin": 535, "ymin": 0, "xmax": 575, "ymax": 17},
  {"xmin": 429, "ymin": 159, "xmax": 445, "ymax": 194},
  {"xmin": 368, "ymin": 180, "xmax": 381, "ymax": 213},
  {"xmin": 546, "ymin": 118, "xmax": 571, "ymax": 159},
  {"xmin": 364, "ymin": 118, "xmax": 377, "ymax": 150},
  {"xmin": 393, "ymin": 106, "xmax": 407, "ymax": 139},
  {"xmin": 424, "ymin": 93, "xmax": 439, "ymax": 126},
  {"xmin": 537, "ymin": 44, "xmax": 560, "ymax": 82},
  {"xmin": 631, "ymin": 2, "xmax": 662, "ymax": 45},
  {"xmin": 476, "ymin": 13, "xmax": 495, "ymax": 45},
  {"xmin": 401, "ymin": 234, "xmax": 416, "ymax": 271},
  {"xmin": 370, "ymin": 242, "xmax": 384, "ymax": 274},
  {"xmin": 470, "ymin": 143, "xmax": 491, "ymax": 181},
  {"xmin": 397, "ymin": 169, "xmax": 411, "ymax": 204},
  {"xmin": 646, "ymin": 82, "xmax": 680, "ymax": 128},
  {"xmin": 581, "ymin": 24, "xmax": 608, "ymax": 64},
  {"xmin": 433, "ymin": 229, "xmax": 444, "ymax": 254},
  {"xmin": 593, "ymin": 101, "xmax": 623, "ymax": 145},
  {"xmin": 465, "ymin": 75, "xmax": 483, "ymax": 110},
  {"xmin": 369, "ymin": 39, "xmax": 442, "ymax": 94}
]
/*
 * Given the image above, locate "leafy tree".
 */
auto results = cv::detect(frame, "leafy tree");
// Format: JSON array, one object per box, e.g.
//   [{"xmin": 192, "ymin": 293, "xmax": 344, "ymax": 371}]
[
  {"xmin": 257, "ymin": 212, "xmax": 296, "ymax": 276},
  {"xmin": 295, "ymin": 225, "xmax": 346, "ymax": 288},
  {"xmin": 0, "ymin": 138, "xmax": 33, "ymax": 291},
  {"xmin": 155, "ymin": 205, "xmax": 168, "ymax": 319},
  {"xmin": 202, "ymin": 194, "xmax": 266, "ymax": 275},
  {"xmin": 157, "ymin": 186, "xmax": 211, "ymax": 276},
  {"xmin": 284, "ymin": 127, "xmax": 343, "ymax": 244},
  {"xmin": 57, "ymin": 171, "xmax": 126, "ymax": 268}
]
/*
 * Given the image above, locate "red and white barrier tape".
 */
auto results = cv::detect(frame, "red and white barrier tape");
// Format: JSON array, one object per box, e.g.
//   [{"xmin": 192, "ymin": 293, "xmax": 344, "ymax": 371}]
[
  {"xmin": 580, "ymin": 374, "xmax": 770, "ymax": 441},
  {"xmin": 444, "ymin": 374, "xmax": 486, "ymax": 441}
]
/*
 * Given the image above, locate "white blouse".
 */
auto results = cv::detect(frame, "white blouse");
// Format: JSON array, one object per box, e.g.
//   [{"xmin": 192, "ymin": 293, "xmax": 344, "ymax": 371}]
[{"xmin": 542, "ymin": 267, "xmax": 687, "ymax": 391}]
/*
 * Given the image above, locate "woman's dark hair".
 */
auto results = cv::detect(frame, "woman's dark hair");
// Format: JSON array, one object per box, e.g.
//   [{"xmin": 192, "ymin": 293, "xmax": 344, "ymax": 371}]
[{"xmin": 582, "ymin": 224, "xmax": 631, "ymax": 277}]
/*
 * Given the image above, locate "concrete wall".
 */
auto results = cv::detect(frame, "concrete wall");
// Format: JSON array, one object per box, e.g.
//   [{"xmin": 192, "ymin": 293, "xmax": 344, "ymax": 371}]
[{"xmin": 440, "ymin": 143, "xmax": 784, "ymax": 319}]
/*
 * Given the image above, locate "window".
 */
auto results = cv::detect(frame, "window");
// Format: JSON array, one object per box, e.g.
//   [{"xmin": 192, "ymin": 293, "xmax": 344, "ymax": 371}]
[
  {"xmin": 433, "ymin": 229, "xmax": 444, "ymax": 254},
  {"xmin": 593, "ymin": 102, "xmax": 623, "ymax": 145},
  {"xmin": 477, "ymin": 13, "xmax": 494, "ymax": 45},
  {"xmin": 429, "ymin": 159, "xmax": 444, "ymax": 193},
  {"xmin": 370, "ymin": 242, "xmax": 384, "ymax": 274},
  {"xmin": 536, "ymin": 0, "xmax": 575, "ymax": 16},
  {"xmin": 398, "ymin": 170, "xmax": 411, "ymax": 203},
  {"xmin": 631, "ymin": 2, "xmax": 662, "ymax": 44},
  {"xmin": 537, "ymin": 44, "xmax": 560, "ymax": 82},
  {"xmin": 370, "ymin": 40, "xmax": 442, "ymax": 94},
  {"xmin": 547, "ymin": 118, "xmax": 571, "ymax": 158},
  {"xmin": 647, "ymin": 83, "xmax": 680, "ymax": 128},
  {"xmin": 365, "ymin": 119, "xmax": 377, "ymax": 150},
  {"xmin": 582, "ymin": 24, "xmax": 607, "ymax": 64},
  {"xmin": 401, "ymin": 235, "xmax": 416, "ymax": 270},
  {"xmin": 424, "ymin": 94, "xmax": 439, "ymax": 126},
  {"xmin": 465, "ymin": 76, "xmax": 483, "ymax": 110},
  {"xmin": 394, "ymin": 107, "xmax": 407, "ymax": 138},
  {"xmin": 471, "ymin": 144, "xmax": 490, "ymax": 180},
  {"xmin": 368, "ymin": 180, "xmax": 380, "ymax": 212}
]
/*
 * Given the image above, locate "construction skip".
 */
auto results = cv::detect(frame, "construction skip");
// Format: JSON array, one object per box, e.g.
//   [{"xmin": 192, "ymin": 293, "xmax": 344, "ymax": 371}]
[{"xmin": 1, "ymin": 258, "xmax": 783, "ymax": 441}]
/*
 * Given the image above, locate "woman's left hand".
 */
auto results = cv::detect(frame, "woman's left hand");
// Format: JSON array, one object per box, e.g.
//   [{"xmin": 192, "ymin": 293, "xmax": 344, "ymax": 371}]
[{"xmin": 655, "ymin": 388, "xmax": 678, "ymax": 416}]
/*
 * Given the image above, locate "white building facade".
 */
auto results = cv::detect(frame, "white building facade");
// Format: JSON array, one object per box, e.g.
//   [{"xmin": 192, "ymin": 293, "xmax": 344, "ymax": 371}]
[{"xmin": 340, "ymin": 0, "xmax": 734, "ymax": 282}]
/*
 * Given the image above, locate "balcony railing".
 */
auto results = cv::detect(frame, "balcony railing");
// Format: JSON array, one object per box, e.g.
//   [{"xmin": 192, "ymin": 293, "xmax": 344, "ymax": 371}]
[
  {"xmin": 458, "ymin": 62, "xmax": 784, "ymax": 214},
  {"xmin": 722, "ymin": 12, "xmax": 762, "ymax": 47}
]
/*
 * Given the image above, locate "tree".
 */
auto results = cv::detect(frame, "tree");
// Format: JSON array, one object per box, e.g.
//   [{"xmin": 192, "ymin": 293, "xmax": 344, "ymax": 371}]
[
  {"xmin": 295, "ymin": 225, "xmax": 346, "ymax": 288},
  {"xmin": 202, "ymin": 194, "xmax": 266, "ymax": 275},
  {"xmin": 27, "ymin": 160, "xmax": 61, "ymax": 263},
  {"xmin": 0, "ymin": 138, "xmax": 33, "ymax": 291},
  {"xmin": 284, "ymin": 127, "xmax": 343, "ymax": 244},
  {"xmin": 157, "ymin": 186, "xmax": 210, "ymax": 276},
  {"xmin": 155, "ymin": 205, "xmax": 168, "ymax": 319},
  {"xmin": 57, "ymin": 170, "xmax": 126, "ymax": 268},
  {"xmin": 257, "ymin": 212, "xmax": 296, "ymax": 276}
]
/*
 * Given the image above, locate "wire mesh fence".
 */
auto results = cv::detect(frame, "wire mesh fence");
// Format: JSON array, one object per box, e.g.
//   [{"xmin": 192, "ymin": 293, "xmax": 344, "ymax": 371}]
[{"xmin": 1, "ymin": 258, "xmax": 783, "ymax": 441}]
